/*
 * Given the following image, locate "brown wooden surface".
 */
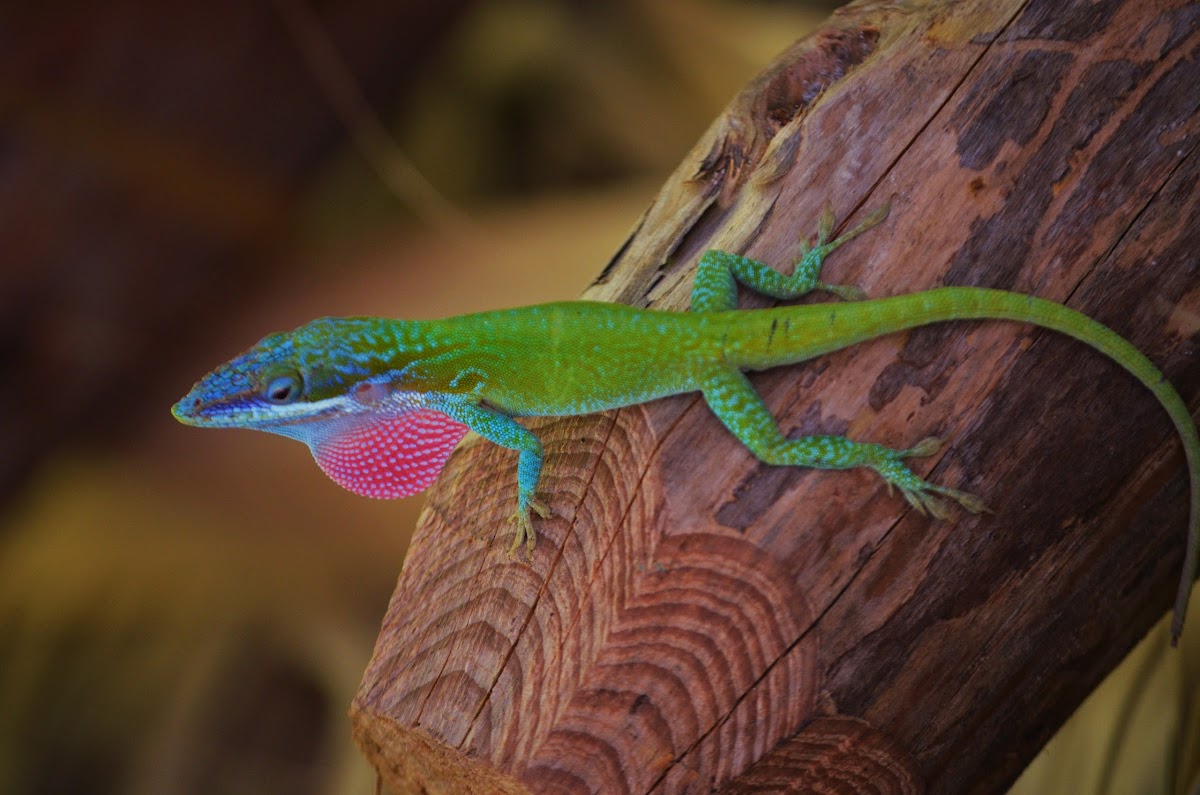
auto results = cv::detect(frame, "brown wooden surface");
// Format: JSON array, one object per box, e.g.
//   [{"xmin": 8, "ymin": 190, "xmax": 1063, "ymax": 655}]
[{"xmin": 352, "ymin": 1, "xmax": 1200, "ymax": 793}]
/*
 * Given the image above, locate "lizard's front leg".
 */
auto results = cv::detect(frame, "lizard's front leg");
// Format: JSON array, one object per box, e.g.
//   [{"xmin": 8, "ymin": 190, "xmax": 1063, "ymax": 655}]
[{"xmin": 436, "ymin": 398, "xmax": 550, "ymax": 555}]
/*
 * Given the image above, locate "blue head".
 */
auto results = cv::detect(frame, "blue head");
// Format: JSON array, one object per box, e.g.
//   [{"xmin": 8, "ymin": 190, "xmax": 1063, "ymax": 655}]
[{"xmin": 171, "ymin": 317, "xmax": 390, "ymax": 438}]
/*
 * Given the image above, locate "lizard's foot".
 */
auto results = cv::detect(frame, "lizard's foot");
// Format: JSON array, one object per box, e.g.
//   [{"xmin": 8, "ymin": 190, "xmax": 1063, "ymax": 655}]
[
  {"xmin": 894, "ymin": 481, "xmax": 991, "ymax": 520},
  {"xmin": 823, "ymin": 201, "xmax": 891, "ymax": 248},
  {"xmin": 795, "ymin": 201, "xmax": 889, "ymax": 302},
  {"xmin": 816, "ymin": 281, "xmax": 867, "ymax": 302},
  {"xmin": 506, "ymin": 497, "xmax": 551, "ymax": 558},
  {"xmin": 877, "ymin": 438, "xmax": 991, "ymax": 519}
]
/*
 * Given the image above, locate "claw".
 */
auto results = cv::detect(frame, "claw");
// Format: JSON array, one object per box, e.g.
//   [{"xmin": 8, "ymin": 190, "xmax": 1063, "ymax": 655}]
[
  {"xmin": 529, "ymin": 498, "xmax": 551, "ymax": 520},
  {"xmin": 853, "ymin": 202, "xmax": 891, "ymax": 235},
  {"xmin": 932, "ymin": 485, "xmax": 991, "ymax": 515},
  {"xmin": 903, "ymin": 437, "xmax": 944, "ymax": 458},
  {"xmin": 817, "ymin": 281, "xmax": 867, "ymax": 302},
  {"xmin": 506, "ymin": 511, "xmax": 532, "ymax": 558},
  {"xmin": 816, "ymin": 201, "xmax": 836, "ymax": 244},
  {"xmin": 829, "ymin": 202, "xmax": 892, "ymax": 251},
  {"xmin": 901, "ymin": 487, "xmax": 951, "ymax": 520},
  {"xmin": 900, "ymin": 487, "xmax": 925, "ymax": 515},
  {"xmin": 921, "ymin": 492, "xmax": 952, "ymax": 520},
  {"xmin": 898, "ymin": 482, "xmax": 990, "ymax": 519}
]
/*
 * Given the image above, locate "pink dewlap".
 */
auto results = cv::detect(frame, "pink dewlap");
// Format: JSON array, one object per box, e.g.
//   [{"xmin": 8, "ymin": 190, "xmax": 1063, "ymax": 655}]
[{"xmin": 312, "ymin": 409, "xmax": 469, "ymax": 499}]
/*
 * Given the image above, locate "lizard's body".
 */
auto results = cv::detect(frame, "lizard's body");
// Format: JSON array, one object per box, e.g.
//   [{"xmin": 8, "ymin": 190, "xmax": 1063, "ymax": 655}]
[{"xmin": 173, "ymin": 206, "xmax": 1200, "ymax": 642}]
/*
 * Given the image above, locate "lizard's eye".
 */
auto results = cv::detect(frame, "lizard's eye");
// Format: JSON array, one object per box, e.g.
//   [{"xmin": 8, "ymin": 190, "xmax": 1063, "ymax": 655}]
[{"xmin": 264, "ymin": 372, "xmax": 303, "ymax": 405}]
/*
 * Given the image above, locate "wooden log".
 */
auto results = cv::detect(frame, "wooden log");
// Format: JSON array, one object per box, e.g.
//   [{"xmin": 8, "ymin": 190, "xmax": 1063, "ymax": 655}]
[{"xmin": 352, "ymin": 0, "xmax": 1200, "ymax": 792}]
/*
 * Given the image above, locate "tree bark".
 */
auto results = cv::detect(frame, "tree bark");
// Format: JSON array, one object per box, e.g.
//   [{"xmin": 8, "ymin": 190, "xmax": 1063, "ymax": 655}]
[{"xmin": 351, "ymin": 0, "xmax": 1200, "ymax": 792}]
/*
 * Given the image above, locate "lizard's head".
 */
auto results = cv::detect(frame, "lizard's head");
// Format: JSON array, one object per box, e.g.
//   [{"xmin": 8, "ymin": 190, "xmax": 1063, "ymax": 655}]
[
  {"xmin": 172, "ymin": 317, "xmax": 470, "ymax": 500},
  {"xmin": 171, "ymin": 318, "xmax": 366, "ymax": 435}
]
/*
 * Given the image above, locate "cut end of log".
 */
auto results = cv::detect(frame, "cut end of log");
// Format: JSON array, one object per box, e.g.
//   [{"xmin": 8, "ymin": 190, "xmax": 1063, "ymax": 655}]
[
  {"xmin": 351, "ymin": 702, "xmax": 530, "ymax": 795},
  {"xmin": 715, "ymin": 717, "xmax": 925, "ymax": 795}
]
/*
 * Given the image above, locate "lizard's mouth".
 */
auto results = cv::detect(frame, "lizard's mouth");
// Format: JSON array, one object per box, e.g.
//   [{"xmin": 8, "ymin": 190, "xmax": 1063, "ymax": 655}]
[
  {"xmin": 171, "ymin": 388, "xmax": 348, "ymax": 431},
  {"xmin": 170, "ymin": 392, "xmax": 259, "ymax": 428},
  {"xmin": 170, "ymin": 395, "xmax": 202, "ymax": 425},
  {"xmin": 170, "ymin": 380, "xmax": 280, "ymax": 428}
]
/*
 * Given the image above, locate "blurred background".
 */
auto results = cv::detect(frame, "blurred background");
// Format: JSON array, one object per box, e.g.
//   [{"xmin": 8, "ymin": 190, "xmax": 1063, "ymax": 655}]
[{"xmin": 0, "ymin": 2, "xmax": 1191, "ymax": 794}]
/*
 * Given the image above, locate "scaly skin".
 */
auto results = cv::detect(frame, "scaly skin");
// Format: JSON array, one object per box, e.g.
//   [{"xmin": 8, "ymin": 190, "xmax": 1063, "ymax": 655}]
[{"xmin": 173, "ymin": 205, "xmax": 1200, "ymax": 643}]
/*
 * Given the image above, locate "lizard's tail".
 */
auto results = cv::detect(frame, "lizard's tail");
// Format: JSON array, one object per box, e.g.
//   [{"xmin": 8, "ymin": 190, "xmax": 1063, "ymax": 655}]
[{"xmin": 732, "ymin": 286, "xmax": 1199, "ymax": 643}]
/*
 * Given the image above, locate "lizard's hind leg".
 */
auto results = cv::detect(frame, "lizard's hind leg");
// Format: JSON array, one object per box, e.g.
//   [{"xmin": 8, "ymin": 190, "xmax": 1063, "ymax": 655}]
[
  {"xmin": 701, "ymin": 367, "xmax": 989, "ymax": 518},
  {"xmin": 688, "ymin": 202, "xmax": 888, "ymax": 312}
]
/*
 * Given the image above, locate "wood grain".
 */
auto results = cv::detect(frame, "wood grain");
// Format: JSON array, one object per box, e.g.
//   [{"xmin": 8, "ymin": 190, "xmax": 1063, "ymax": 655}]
[{"xmin": 352, "ymin": 0, "xmax": 1200, "ymax": 792}]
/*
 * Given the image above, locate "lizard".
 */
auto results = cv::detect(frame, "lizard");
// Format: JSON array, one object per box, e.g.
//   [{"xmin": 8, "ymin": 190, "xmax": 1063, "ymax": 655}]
[{"xmin": 172, "ymin": 204, "xmax": 1200, "ymax": 643}]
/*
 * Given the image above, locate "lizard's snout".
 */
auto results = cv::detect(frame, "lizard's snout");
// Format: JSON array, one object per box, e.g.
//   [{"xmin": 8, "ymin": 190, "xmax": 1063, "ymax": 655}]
[{"xmin": 171, "ymin": 391, "xmax": 206, "ymax": 426}]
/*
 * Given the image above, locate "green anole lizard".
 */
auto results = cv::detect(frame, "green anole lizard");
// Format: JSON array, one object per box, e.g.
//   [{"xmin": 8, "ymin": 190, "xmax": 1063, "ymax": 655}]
[{"xmin": 172, "ymin": 205, "xmax": 1199, "ymax": 643}]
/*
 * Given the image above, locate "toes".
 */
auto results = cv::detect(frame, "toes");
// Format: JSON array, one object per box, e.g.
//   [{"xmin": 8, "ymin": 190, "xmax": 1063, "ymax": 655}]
[
  {"xmin": 818, "ymin": 281, "xmax": 867, "ymax": 302},
  {"xmin": 920, "ymin": 492, "xmax": 951, "ymax": 520},
  {"xmin": 817, "ymin": 201, "xmax": 836, "ymax": 243},
  {"xmin": 529, "ymin": 498, "xmax": 552, "ymax": 519},
  {"xmin": 901, "ymin": 487, "xmax": 949, "ymax": 519},
  {"xmin": 506, "ymin": 511, "xmax": 534, "ymax": 557},
  {"xmin": 935, "ymin": 486, "xmax": 991, "ymax": 515},
  {"xmin": 856, "ymin": 203, "xmax": 891, "ymax": 233},
  {"xmin": 901, "ymin": 488, "xmax": 927, "ymax": 515},
  {"xmin": 899, "ymin": 482, "xmax": 989, "ymax": 519},
  {"xmin": 903, "ymin": 437, "xmax": 943, "ymax": 458}
]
